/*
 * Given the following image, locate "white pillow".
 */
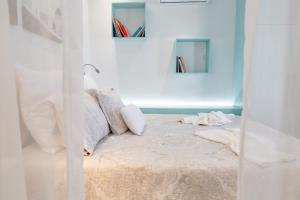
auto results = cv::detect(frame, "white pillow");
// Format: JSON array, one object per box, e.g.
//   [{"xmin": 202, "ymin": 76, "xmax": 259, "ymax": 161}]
[
  {"xmin": 16, "ymin": 65, "xmax": 64, "ymax": 153},
  {"xmin": 87, "ymin": 88, "xmax": 128, "ymax": 135},
  {"xmin": 120, "ymin": 104, "xmax": 145, "ymax": 135},
  {"xmin": 52, "ymin": 92, "xmax": 110, "ymax": 155}
]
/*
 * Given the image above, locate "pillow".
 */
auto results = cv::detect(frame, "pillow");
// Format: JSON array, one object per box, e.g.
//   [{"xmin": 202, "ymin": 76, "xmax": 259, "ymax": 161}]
[
  {"xmin": 25, "ymin": 98, "xmax": 64, "ymax": 153},
  {"xmin": 87, "ymin": 88, "xmax": 128, "ymax": 135},
  {"xmin": 82, "ymin": 92, "xmax": 110, "ymax": 155},
  {"xmin": 53, "ymin": 92, "xmax": 110, "ymax": 155},
  {"xmin": 16, "ymin": 65, "xmax": 64, "ymax": 153},
  {"xmin": 120, "ymin": 105, "xmax": 145, "ymax": 135}
]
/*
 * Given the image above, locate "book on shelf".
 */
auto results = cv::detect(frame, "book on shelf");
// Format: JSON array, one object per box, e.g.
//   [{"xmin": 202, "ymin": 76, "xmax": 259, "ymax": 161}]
[
  {"xmin": 178, "ymin": 57, "xmax": 184, "ymax": 73},
  {"xmin": 132, "ymin": 26, "xmax": 142, "ymax": 37},
  {"xmin": 133, "ymin": 25, "xmax": 145, "ymax": 37},
  {"xmin": 179, "ymin": 57, "xmax": 187, "ymax": 73},
  {"xmin": 112, "ymin": 22, "xmax": 116, "ymax": 37},
  {"xmin": 177, "ymin": 56, "xmax": 187, "ymax": 73},
  {"xmin": 176, "ymin": 56, "xmax": 179, "ymax": 72},
  {"xmin": 113, "ymin": 18, "xmax": 122, "ymax": 37},
  {"xmin": 112, "ymin": 17, "xmax": 145, "ymax": 38},
  {"xmin": 141, "ymin": 28, "xmax": 145, "ymax": 37},
  {"xmin": 113, "ymin": 17, "xmax": 128, "ymax": 37},
  {"xmin": 115, "ymin": 17, "xmax": 130, "ymax": 37}
]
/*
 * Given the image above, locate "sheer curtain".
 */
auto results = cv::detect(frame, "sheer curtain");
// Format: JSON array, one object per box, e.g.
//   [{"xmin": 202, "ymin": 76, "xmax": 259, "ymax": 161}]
[
  {"xmin": 0, "ymin": 1, "xmax": 27, "ymax": 199},
  {"xmin": 0, "ymin": 0, "xmax": 84, "ymax": 200},
  {"xmin": 239, "ymin": 0, "xmax": 300, "ymax": 200}
]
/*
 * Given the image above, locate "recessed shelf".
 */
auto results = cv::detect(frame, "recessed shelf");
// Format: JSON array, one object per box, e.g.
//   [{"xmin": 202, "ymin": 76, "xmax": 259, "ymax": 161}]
[
  {"xmin": 175, "ymin": 39, "xmax": 210, "ymax": 73},
  {"xmin": 112, "ymin": 2, "xmax": 146, "ymax": 38}
]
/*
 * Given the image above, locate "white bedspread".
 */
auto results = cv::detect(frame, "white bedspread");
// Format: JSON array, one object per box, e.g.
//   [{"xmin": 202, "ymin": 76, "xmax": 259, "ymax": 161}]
[{"xmin": 23, "ymin": 114, "xmax": 239, "ymax": 200}]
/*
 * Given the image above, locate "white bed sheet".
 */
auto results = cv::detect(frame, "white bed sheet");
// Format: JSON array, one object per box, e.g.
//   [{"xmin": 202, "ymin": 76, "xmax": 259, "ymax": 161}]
[{"xmin": 23, "ymin": 114, "xmax": 240, "ymax": 200}]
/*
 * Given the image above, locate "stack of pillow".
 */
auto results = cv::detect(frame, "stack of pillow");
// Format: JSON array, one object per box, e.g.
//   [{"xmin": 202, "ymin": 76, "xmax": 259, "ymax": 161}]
[
  {"xmin": 16, "ymin": 65, "xmax": 146, "ymax": 156},
  {"xmin": 83, "ymin": 88, "xmax": 146, "ymax": 155}
]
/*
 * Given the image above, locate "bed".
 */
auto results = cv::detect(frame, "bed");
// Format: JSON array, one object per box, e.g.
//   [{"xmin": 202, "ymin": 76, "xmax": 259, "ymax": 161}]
[{"xmin": 23, "ymin": 114, "xmax": 239, "ymax": 200}]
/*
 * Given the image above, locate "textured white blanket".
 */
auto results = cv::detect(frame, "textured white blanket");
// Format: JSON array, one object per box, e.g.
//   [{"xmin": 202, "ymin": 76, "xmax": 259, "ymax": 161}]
[
  {"xmin": 84, "ymin": 114, "xmax": 238, "ymax": 200},
  {"xmin": 23, "ymin": 114, "xmax": 239, "ymax": 200}
]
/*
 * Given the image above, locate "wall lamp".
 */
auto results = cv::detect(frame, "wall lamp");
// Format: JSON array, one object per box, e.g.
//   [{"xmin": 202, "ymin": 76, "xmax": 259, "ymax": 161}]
[{"xmin": 83, "ymin": 64, "xmax": 100, "ymax": 75}]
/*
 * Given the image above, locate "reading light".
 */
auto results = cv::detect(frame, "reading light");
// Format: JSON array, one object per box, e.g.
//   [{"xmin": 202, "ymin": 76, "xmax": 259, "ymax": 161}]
[{"xmin": 83, "ymin": 64, "xmax": 100, "ymax": 75}]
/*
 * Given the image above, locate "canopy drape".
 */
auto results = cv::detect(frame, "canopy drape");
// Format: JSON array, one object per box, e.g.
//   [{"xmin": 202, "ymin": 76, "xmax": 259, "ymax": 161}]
[
  {"xmin": 239, "ymin": 0, "xmax": 300, "ymax": 199},
  {"xmin": 0, "ymin": 0, "xmax": 84, "ymax": 199}
]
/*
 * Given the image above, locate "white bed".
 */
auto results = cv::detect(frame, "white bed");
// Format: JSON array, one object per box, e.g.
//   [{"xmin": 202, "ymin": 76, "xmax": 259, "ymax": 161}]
[{"xmin": 23, "ymin": 114, "xmax": 239, "ymax": 200}]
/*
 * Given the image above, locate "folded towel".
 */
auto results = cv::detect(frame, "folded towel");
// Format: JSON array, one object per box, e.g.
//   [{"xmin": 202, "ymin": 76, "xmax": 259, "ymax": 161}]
[
  {"xmin": 181, "ymin": 111, "xmax": 235, "ymax": 126},
  {"xmin": 194, "ymin": 128, "xmax": 296, "ymax": 168}
]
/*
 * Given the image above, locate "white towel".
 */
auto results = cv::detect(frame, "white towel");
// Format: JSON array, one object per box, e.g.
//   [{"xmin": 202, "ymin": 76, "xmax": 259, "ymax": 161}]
[
  {"xmin": 181, "ymin": 111, "xmax": 235, "ymax": 126},
  {"xmin": 194, "ymin": 128, "xmax": 296, "ymax": 168},
  {"xmin": 194, "ymin": 129, "xmax": 239, "ymax": 155},
  {"xmin": 210, "ymin": 111, "xmax": 235, "ymax": 124}
]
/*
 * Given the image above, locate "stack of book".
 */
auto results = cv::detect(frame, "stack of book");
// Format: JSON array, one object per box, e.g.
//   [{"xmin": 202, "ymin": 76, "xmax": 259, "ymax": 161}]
[
  {"xmin": 176, "ymin": 56, "xmax": 187, "ymax": 73},
  {"xmin": 112, "ymin": 17, "xmax": 145, "ymax": 38}
]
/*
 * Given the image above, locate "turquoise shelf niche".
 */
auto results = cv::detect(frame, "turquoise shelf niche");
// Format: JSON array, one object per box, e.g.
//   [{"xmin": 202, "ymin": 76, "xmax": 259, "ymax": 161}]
[
  {"xmin": 175, "ymin": 38, "xmax": 210, "ymax": 73},
  {"xmin": 112, "ymin": 2, "xmax": 146, "ymax": 38}
]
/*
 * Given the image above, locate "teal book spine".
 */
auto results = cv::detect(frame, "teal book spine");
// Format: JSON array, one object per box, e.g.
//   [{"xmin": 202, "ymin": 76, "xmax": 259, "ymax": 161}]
[{"xmin": 132, "ymin": 26, "xmax": 142, "ymax": 37}]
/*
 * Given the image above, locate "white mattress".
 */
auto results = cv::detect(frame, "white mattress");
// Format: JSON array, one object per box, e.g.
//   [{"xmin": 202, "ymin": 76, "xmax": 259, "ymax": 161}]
[{"xmin": 23, "ymin": 114, "xmax": 240, "ymax": 200}]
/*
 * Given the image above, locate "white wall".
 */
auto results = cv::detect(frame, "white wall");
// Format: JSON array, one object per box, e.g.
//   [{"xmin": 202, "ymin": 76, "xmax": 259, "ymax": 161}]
[
  {"xmin": 248, "ymin": 0, "xmax": 300, "ymax": 136},
  {"xmin": 87, "ymin": 0, "xmax": 237, "ymax": 108}
]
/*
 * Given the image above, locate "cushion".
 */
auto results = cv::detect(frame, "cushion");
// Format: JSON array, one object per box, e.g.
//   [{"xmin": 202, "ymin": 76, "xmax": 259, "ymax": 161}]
[
  {"xmin": 83, "ymin": 92, "xmax": 110, "ymax": 155},
  {"xmin": 87, "ymin": 88, "xmax": 128, "ymax": 135},
  {"xmin": 16, "ymin": 65, "xmax": 64, "ymax": 153},
  {"xmin": 120, "ymin": 105, "xmax": 145, "ymax": 135},
  {"xmin": 52, "ymin": 92, "xmax": 110, "ymax": 155}
]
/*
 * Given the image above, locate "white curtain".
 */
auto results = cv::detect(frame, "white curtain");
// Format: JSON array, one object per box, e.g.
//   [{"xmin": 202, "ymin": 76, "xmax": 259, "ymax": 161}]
[
  {"xmin": 239, "ymin": 0, "xmax": 300, "ymax": 200},
  {"xmin": 0, "ymin": 1, "xmax": 27, "ymax": 199},
  {"xmin": 0, "ymin": 0, "xmax": 84, "ymax": 199},
  {"xmin": 63, "ymin": 0, "xmax": 84, "ymax": 199}
]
